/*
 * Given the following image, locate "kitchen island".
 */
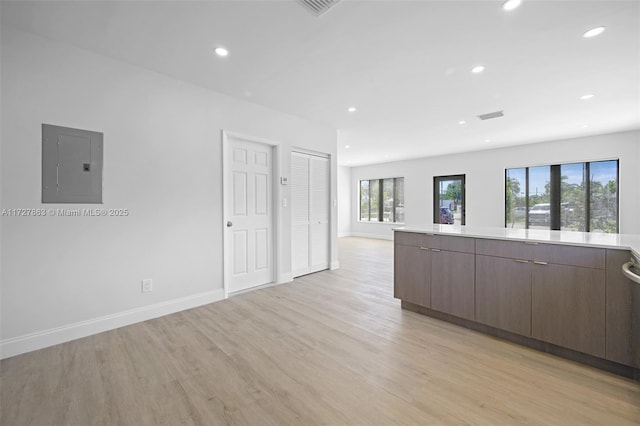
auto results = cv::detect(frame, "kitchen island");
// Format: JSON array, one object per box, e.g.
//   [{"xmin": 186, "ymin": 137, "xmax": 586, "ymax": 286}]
[{"xmin": 394, "ymin": 225, "xmax": 640, "ymax": 378}]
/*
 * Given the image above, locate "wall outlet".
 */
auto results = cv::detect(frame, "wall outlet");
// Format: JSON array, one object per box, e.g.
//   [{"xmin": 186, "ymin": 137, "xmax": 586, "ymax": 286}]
[{"xmin": 141, "ymin": 278, "xmax": 153, "ymax": 293}]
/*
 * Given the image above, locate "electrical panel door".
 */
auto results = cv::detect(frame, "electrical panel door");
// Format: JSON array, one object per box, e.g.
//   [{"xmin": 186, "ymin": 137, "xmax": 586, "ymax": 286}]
[{"xmin": 42, "ymin": 124, "xmax": 103, "ymax": 203}]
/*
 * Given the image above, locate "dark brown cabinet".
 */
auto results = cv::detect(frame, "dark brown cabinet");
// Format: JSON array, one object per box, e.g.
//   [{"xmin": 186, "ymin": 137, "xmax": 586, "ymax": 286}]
[
  {"xmin": 605, "ymin": 250, "xmax": 640, "ymax": 368},
  {"xmin": 530, "ymin": 244, "xmax": 606, "ymax": 358},
  {"xmin": 533, "ymin": 243, "xmax": 605, "ymax": 269},
  {"xmin": 531, "ymin": 262, "xmax": 605, "ymax": 358},
  {"xmin": 476, "ymin": 254, "xmax": 532, "ymax": 336},
  {"xmin": 429, "ymin": 236, "xmax": 476, "ymax": 320},
  {"xmin": 394, "ymin": 231, "xmax": 636, "ymax": 372},
  {"xmin": 394, "ymin": 243, "xmax": 429, "ymax": 307},
  {"xmin": 475, "ymin": 240, "xmax": 607, "ymax": 354},
  {"xmin": 394, "ymin": 234, "xmax": 474, "ymax": 317},
  {"xmin": 475, "ymin": 238, "xmax": 534, "ymax": 260},
  {"xmin": 430, "ymin": 248, "xmax": 475, "ymax": 320}
]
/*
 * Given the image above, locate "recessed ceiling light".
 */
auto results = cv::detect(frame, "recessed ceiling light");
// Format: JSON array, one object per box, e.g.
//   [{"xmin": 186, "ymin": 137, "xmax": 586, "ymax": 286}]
[
  {"xmin": 214, "ymin": 47, "xmax": 229, "ymax": 57},
  {"xmin": 484, "ymin": 139, "xmax": 491, "ymax": 143},
  {"xmin": 502, "ymin": 0, "xmax": 522, "ymax": 11},
  {"xmin": 345, "ymin": 145, "xmax": 351, "ymax": 149},
  {"xmin": 348, "ymin": 107, "xmax": 357, "ymax": 112},
  {"xmin": 583, "ymin": 26, "xmax": 605, "ymax": 38},
  {"xmin": 458, "ymin": 120, "xmax": 466, "ymax": 125},
  {"xmin": 580, "ymin": 93, "xmax": 595, "ymax": 100},
  {"xmin": 471, "ymin": 65, "xmax": 485, "ymax": 74},
  {"xmin": 581, "ymin": 124, "xmax": 589, "ymax": 129}
]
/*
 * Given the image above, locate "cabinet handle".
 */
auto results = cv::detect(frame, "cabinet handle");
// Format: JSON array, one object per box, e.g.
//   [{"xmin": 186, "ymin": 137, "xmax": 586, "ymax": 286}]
[
  {"xmin": 524, "ymin": 242, "xmax": 539, "ymax": 245},
  {"xmin": 419, "ymin": 247, "xmax": 429, "ymax": 251},
  {"xmin": 431, "ymin": 249, "xmax": 441, "ymax": 252},
  {"xmin": 514, "ymin": 259, "xmax": 529, "ymax": 263},
  {"xmin": 533, "ymin": 261, "xmax": 548, "ymax": 265}
]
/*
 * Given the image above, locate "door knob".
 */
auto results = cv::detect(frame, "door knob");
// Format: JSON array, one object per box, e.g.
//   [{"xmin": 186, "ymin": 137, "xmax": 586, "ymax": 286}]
[{"xmin": 226, "ymin": 221, "xmax": 233, "ymax": 227}]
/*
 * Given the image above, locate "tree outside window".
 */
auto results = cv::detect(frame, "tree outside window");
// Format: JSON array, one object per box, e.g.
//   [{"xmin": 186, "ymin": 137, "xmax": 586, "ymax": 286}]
[
  {"xmin": 359, "ymin": 177, "xmax": 404, "ymax": 223},
  {"xmin": 505, "ymin": 160, "xmax": 618, "ymax": 233}
]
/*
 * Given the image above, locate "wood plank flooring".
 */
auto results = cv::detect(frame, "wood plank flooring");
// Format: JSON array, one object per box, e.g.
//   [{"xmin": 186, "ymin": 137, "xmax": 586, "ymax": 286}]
[{"xmin": 2, "ymin": 237, "xmax": 639, "ymax": 425}]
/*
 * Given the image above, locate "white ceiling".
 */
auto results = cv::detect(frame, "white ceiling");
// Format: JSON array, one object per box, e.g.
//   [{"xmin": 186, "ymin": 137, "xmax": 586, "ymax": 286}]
[{"xmin": 2, "ymin": 0, "xmax": 639, "ymax": 166}]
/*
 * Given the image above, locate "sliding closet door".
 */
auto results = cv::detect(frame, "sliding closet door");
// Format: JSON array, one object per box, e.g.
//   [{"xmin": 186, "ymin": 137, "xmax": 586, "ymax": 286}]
[
  {"xmin": 291, "ymin": 153, "xmax": 310, "ymax": 276},
  {"xmin": 291, "ymin": 151, "xmax": 330, "ymax": 277},
  {"xmin": 309, "ymin": 155, "xmax": 329, "ymax": 272}
]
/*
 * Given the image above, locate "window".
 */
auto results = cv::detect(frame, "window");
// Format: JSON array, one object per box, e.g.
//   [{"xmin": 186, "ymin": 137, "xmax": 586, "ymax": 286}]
[
  {"xmin": 359, "ymin": 177, "xmax": 404, "ymax": 223},
  {"xmin": 505, "ymin": 160, "xmax": 618, "ymax": 232},
  {"xmin": 433, "ymin": 175, "xmax": 465, "ymax": 225}
]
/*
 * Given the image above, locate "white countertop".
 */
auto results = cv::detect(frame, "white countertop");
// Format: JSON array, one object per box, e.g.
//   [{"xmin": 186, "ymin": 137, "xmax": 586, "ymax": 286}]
[{"xmin": 394, "ymin": 224, "xmax": 640, "ymax": 258}]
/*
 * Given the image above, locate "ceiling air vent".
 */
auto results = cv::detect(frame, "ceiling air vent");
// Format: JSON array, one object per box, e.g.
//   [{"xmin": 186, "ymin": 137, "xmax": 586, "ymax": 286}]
[
  {"xmin": 298, "ymin": 0, "xmax": 342, "ymax": 17},
  {"xmin": 477, "ymin": 110, "xmax": 504, "ymax": 121}
]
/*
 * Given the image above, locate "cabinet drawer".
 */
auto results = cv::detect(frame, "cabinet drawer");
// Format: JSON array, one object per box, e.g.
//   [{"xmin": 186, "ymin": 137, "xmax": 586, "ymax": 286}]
[
  {"xmin": 432, "ymin": 235, "xmax": 475, "ymax": 253},
  {"xmin": 475, "ymin": 239, "xmax": 534, "ymax": 260},
  {"xmin": 534, "ymin": 244, "xmax": 605, "ymax": 269},
  {"xmin": 395, "ymin": 231, "xmax": 429, "ymax": 247}
]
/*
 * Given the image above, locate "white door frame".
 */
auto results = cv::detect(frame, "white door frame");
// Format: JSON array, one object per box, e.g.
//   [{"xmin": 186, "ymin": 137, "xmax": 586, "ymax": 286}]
[{"xmin": 222, "ymin": 130, "xmax": 281, "ymax": 299}]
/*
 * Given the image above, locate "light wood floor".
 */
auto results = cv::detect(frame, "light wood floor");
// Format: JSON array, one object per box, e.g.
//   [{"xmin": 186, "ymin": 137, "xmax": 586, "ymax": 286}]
[{"xmin": 2, "ymin": 237, "xmax": 639, "ymax": 425}]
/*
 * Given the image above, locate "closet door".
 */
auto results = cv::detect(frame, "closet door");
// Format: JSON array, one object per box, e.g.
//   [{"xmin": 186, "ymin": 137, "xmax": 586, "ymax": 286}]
[
  {"xmin": 291, "ymin": 152, "xmax": 310, "ymax": 277},
  {"xmin": 309, "ymin": 155, "xmax": 329, "ymax": 273},
  {"xmin": 291, "ymin": 152, "xmax": 330, "ymax": 277}
]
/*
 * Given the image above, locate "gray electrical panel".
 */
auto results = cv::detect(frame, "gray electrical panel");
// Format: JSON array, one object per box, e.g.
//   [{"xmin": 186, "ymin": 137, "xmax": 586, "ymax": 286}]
[{"xmin": 42, "ymin": 124, "xmax": 103, "ymax": 203}]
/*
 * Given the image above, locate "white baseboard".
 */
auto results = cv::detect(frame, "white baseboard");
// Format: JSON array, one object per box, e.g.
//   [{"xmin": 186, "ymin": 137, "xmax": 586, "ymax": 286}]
[
  {"xmin": 338, "ymin": 232, "xmax": 352, "ymax": 238},
  {"xmin": 228, "ymin": 279, "xmax": 293, "ymax": 297},
  {"xmin": 330, "ymin": 261, "xmax": 340, "ymax": 270},
  {"xmin": 277, "ymin": 273, "xmax": 294, "ymax": 284},
  {"xmin": 348, "ymin": 232, "xmax": 394, "ymax": 241},
  {"xmin": 0, "ymin": 289, "xmax": 224, "ymax": 360}
]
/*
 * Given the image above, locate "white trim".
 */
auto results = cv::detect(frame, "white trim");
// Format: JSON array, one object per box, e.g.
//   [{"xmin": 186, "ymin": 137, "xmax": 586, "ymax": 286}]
[
  {"xmin": 278, "ymin": 272, "xmax": 294, "ymax": 284},
  {"xmin": 291, "ymin": 146, "xmax": 330, "ymax": 159},
  {"xmin": 222, "ymin": 132, "xmax": 229, "ymax": 299},
  {"xmin": 0, "ymin": 290, "xmax": 224, "ymax": 360},
  {"xmin": 348, "ymin": 232, "xmax": 394, "ymax": 241},
  {"xmin": 330, "ymin": 261, "xmax": 340, "ymax": 270},
  {"xmin": 222, "ymin": 130, "xmax": 281, "ymax": 299},
  {"xmin": 223, "ymin": 130, "xmax": 283, "ymax": 148},
  {"xmin": 228, "ymin": 280, "xmax": 283, "ymax": 297}
]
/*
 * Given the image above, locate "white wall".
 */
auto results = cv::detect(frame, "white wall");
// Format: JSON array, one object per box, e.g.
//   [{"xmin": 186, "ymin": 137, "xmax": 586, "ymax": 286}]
[
  {"xmin": 0, "ymin": 28, "xmax": 338, "ymax": 357},
  {"xmin": 337, "ymin": 166, "xmax": 352, "ymax": 237},
  {"xmin": 349, "ymin": 131, "xmax": 640, "ymax": 240}
]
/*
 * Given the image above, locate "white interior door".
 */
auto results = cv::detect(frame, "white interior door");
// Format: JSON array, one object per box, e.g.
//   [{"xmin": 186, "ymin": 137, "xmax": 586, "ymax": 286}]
[
  {"xmin": 225, "ymin": 136, "xmax": 273, "ymax": 294},
  {"xmin": 309, "ymin": 155, "xmax": 329, "ymax": 272},
  {"xmin": 291, "ymin": 153, "xmax": 310, "ymax": 276},
  {"xmin": 291, "ymin": 151, "xmax": 329, "ymax": 277}
]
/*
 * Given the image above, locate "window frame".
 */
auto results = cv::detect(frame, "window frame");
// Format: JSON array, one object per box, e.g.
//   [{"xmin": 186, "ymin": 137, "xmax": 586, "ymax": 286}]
[
  {"xmin": 358, "ymin": 177, "xmax": 405, "ymax": 224},
  {"xmin": 504, "ymin": 159, "xmax": 619, "ymax": 233},
  {"xmin": 433, "ymin": 174, "xmax": 466, "ymax": 225}
]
